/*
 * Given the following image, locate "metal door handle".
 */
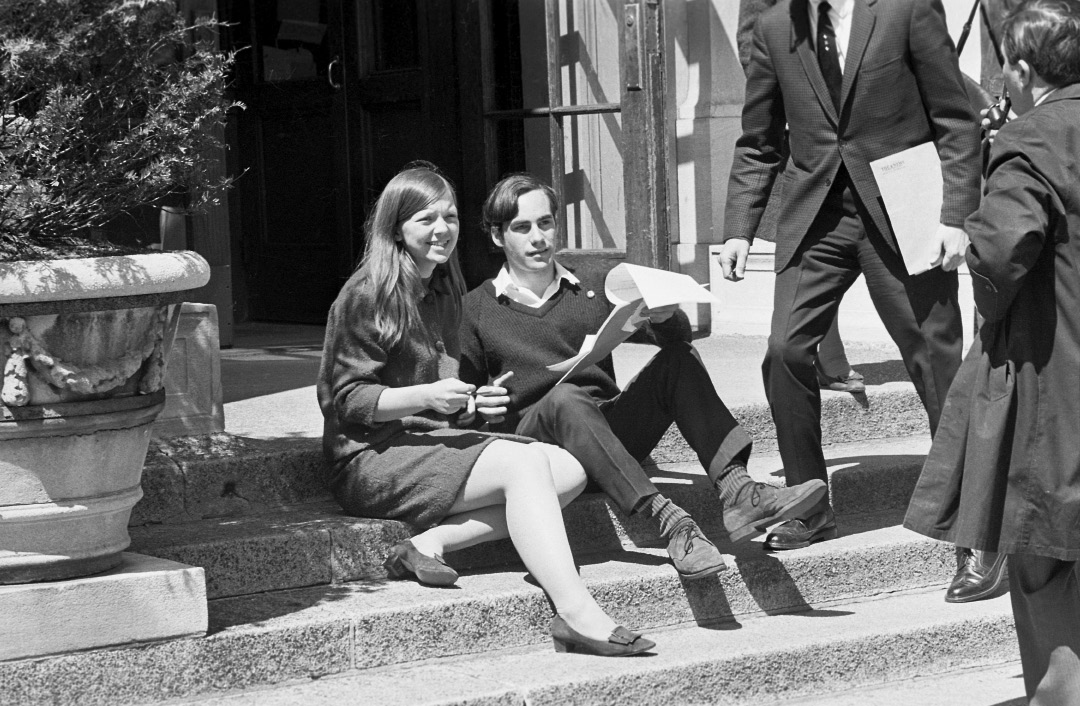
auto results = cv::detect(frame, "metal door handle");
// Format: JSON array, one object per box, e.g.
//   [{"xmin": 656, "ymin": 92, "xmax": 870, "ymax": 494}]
[{"xmin": 327, "ymin": 56, "xmax": 341, "ymax": 89}]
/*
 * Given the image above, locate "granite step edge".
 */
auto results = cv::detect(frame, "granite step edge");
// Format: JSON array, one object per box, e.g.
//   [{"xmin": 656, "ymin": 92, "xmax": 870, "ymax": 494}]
[
  {"xmin": 185, "ymin": 590, "xmax": 1017, "ymax": 706},
  {"xmin": 2, "ymin": 582, "xmax": 1013, "ymax": 706},
  {"xmin": 29, "ymin": 522, "xmax": 961, "ymax": 694}
]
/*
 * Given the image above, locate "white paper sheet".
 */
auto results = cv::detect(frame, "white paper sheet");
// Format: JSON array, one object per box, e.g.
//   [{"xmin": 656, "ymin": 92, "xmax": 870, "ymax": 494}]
[
  {"xmin": 546, "ymin": 264, "xmax": 718, "ymax": 382},
  {"xmin": 869, "ymin": 142, "xmax": 944, "ymax": 276}
]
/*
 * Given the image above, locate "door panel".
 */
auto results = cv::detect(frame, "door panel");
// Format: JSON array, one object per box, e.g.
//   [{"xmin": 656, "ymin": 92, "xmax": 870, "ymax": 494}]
[
  {"xmin": 259, "ymin": 116, "xmax": 337, "ymax": 247},
  {"xmin": 520, "ymin": 0, "xmax": 626, "ymax": 254},
  {"xmin": 228, "ymin": 0, "xmax": 352, "ymax": 323}
]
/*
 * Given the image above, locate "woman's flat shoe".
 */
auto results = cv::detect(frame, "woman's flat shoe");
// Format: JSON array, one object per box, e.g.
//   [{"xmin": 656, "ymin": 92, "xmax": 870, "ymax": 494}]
[
  {"xmin": 383, "ymin": 540, "xmax": 458, "ymax": 587},
  {"xmin": 550, "ymin": 615, "xmax": 655, "ymax": 656}
]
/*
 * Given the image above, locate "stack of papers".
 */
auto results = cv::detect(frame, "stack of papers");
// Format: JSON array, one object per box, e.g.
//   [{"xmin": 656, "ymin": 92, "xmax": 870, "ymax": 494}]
[
  {"xmin": 869, "ymin": 142, "xmax": 944, "ymax": 276},
  {"xmin": 547, "ymin": 263, "xmax": 718, "ymax": 383}
]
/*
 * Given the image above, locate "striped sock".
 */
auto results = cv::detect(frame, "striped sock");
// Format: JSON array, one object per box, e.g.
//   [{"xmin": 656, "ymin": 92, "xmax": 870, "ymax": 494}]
[
  {"xmin": 715, "ymin": 461, "xmax": 754, "ymax": 506},
  {"xmin": 638, "ymin": 493, "xmax": 692, "ymax": 538}
]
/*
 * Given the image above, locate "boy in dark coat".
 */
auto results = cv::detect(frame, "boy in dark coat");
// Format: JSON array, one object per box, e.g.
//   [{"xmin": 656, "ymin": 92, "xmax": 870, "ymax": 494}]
[{"xmin": 904, "ymin": 0, "xmax": 1080, "ymax": 699}]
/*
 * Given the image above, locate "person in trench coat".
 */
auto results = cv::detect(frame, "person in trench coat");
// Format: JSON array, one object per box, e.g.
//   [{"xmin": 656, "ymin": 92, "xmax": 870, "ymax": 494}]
[{"xmin": 904, "ymin": 0, "xmax": 1080, "ymax": 699}]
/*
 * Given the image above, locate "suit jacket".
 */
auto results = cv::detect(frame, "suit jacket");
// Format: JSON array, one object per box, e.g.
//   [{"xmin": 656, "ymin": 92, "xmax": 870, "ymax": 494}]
[
  {"xmin": 905, "ymin": 84, "xmax": 1080, "ymax": 560},
  {"xmin": 724, "ymin": 0, "xmax": 981, "ymax": 272}
]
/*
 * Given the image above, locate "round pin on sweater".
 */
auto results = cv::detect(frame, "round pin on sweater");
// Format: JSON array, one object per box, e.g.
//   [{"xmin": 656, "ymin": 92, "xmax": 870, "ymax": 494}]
[{"xmin": 586, "ymin": 290, "xmax": 595, "ymax": 298}]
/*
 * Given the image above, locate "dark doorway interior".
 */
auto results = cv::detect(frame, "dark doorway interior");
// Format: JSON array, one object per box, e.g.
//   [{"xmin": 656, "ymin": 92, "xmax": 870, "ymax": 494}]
[
  {"xmin": 220, "ymin": 0, "xmax": 666, "ymax": 325},
  {"xmin": 221, "ymin": 0, "xmax": 508, "ymax": 324}
]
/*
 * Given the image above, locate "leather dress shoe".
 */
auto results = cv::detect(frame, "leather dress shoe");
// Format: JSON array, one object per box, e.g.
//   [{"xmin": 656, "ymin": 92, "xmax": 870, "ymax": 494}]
[
  {"xmin": 383, "ymin": 540, "xmax": 459, "ymax": 587},
  {"xmin": 764, "ymin": 505, "xmax": 838, "ymax": 550},
  {"xmin": 724, "ymin": 478, "xmax": 828, "ymax": 542},
  {"xmin": 550, "ymin": 615, "xmax": 656, "ymax": 656},
  {"xmin": 818, "ymin": 369, "xmax": 866, "ymax": 394},
  {"xmin": 945, "ymin": 547, "xmax": 1007, "ymax": 603},
  {"xmin": 666, "ymin": 520, "xmax": 727, "ymax": 579}
]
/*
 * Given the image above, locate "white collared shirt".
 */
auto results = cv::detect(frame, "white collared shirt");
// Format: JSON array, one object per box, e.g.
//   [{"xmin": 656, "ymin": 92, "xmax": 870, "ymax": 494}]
[
  {"xmin": 492, "ymin": 261, "xmax": 580, "ymax": 308},
  {"xmin": 809, "ymin": 0, "xmax": 854, "ymax": 72},
  {"xmin": 1035, "ymin": 87, "xmax": 1059, "ymax": 106}
]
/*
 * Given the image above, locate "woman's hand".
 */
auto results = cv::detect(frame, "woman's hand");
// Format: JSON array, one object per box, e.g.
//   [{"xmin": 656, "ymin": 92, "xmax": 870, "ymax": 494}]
[
  {"xmin": 423, "ymin": 378, "xmax": 476, "ymax": 414},
  {"xmin": 372, "ymin": 378, "xmax": 476, "ymax": 422}
]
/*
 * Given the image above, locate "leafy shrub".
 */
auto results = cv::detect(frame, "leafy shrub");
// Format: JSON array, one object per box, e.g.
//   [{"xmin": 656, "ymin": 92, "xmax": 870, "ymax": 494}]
[{"xmin": 0, "ymin": 0, "xmax": 240, "ymax": 260}]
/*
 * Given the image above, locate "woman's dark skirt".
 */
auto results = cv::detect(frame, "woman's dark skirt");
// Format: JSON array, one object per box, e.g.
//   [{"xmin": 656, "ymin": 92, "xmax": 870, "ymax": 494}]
[{"xmin": 329, "ymin": 427, "xmax": 533, "ymax": 529}]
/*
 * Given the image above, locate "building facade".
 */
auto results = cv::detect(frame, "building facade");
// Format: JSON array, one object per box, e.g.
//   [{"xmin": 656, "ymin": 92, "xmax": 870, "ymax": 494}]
[{"xmin": 190, "ymin": 0, "xmax": 1000, "ymax": 345}]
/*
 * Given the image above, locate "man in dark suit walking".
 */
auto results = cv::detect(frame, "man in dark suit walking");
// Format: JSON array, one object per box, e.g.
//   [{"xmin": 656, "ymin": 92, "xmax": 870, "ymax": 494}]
[{"xmin": 720, "ymin": 0, "xmax": 981, "ymax": 551}]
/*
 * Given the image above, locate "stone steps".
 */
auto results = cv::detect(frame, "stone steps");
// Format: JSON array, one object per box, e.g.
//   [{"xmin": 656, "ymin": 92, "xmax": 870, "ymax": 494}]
[
  {"xmin": 1, "ymin": 432, "xmax": 1019, "ymax": 706},
  {"xmin": 131, "ymin": 383, "xmax": 929, "ymax": 527},
  {"xmin": 3, "ymin": 378, "xmax": 975, "ymax": 706},
  {"xmin": 133, "ymin": 435, "xmax": 326, "ymax": 527},
  {"xmin": 185, "ymin": 590, "xmax": 1017, "ymax": 706},
  {"xmin": 202, "ymin": 519, "xmax": 957, "ymax": 670},
  {"xmin": 129, "ymin": 435, "xmax": 932, "ymax": 599},
  {"xmin": 2, "ymin": 526, "xmax": 979, "ymax": 706}
]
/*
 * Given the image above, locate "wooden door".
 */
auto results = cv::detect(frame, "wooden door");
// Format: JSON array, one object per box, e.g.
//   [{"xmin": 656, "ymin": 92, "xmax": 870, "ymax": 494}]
[
  {"xmin": 225, "ymin": 0, "xmax": 469, "ymax": 323},
  {"xmin": 342, "ymin": 0, "xmax": 465, "ymax": 252},
  {"xmin": 226, "ymin": 0, "xmax": 352, "ymax": 323}
]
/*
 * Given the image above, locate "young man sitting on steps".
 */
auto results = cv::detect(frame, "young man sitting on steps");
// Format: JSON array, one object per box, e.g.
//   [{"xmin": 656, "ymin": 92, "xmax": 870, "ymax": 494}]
[{"xmin": 458, "ymin": 173, "xmax": 827, "ymax": 579}]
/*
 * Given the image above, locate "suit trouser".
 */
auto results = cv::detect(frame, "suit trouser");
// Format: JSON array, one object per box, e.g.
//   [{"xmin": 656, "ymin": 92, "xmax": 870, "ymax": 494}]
[
  {"xmin": 1008, "ymin": 554, "xmax": 1080, "ymax": 705},
  {"xmin": 514, "ymin": 342, "xmax": 754, "ymax": 514},
  {"xmin": 765, "ymin": 179, "xmax": 963, "ymax": 486},
  {"xmin": 816, "ymin": 317, "xmax": 852, "ymax": 380}
]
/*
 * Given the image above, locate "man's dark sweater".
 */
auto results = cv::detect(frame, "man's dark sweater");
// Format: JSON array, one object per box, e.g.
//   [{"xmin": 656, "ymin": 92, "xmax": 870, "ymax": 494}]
[{"xmin": 458, "ymin": 268, "xmax": 691, "ymax": 434}]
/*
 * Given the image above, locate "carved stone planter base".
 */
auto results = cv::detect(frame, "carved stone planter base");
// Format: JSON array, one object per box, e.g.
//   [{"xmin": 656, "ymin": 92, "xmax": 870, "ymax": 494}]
[
  {"xmin": 0, "ymin": 251, "xmax": 210, "ymax": 585},
  {"xmin": 0, "ymin": 391, "xmax": 165, "ymax": 584}
]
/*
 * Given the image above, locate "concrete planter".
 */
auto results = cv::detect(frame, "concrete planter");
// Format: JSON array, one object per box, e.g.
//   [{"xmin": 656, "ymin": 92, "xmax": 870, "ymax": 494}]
[{"xmin": 0, "ymin": 252, "xmax": 210, "ymax": 584}]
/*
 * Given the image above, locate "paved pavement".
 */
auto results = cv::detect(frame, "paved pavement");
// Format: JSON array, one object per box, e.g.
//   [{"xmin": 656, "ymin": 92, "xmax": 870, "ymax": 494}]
[{"xmin": 220, "ymin": 322, "xmax": 911, "ymax": 440}]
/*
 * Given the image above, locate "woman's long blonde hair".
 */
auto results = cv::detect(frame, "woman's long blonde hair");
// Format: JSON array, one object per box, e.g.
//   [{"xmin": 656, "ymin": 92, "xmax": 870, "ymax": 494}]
[{"xmin": 356, "ymin": 163, "xmax": 466, "ymax": 350}]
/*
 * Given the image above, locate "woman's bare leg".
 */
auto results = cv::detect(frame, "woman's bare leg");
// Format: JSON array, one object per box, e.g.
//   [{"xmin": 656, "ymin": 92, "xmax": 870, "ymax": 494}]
[
  {"xmin": 409, "ymin": 443, "xmax": 584, "ymax": 552},
  {"xmin": 409, "ymin": 440, "xmax": 615, "ymax": 640}
]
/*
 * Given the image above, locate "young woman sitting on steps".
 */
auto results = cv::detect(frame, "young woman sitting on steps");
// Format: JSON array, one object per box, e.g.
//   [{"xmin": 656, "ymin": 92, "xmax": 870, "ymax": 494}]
[{"xmin": 317, "ymin": 163, "xmax": 654, "ymax": 657}]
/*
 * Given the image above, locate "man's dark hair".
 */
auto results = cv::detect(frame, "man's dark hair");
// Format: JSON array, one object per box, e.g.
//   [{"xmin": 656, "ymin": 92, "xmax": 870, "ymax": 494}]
[
  {"xmin": 1002, "ymin": 0, "xmax": 1080, "ymax": 87},
  {"xmin": 481, "ymin": 173, "xmax": 559, "ymax": 237}
]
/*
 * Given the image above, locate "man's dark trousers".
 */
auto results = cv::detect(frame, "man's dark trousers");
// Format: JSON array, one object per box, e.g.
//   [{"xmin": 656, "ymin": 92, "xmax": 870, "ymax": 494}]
[
  {"xmin": 515, "ymin": 342, "xmax": 753, "ymax": 513},
  {"xmin": 765, "ymin": 176, "xmax": 963, "ymax": 486}
]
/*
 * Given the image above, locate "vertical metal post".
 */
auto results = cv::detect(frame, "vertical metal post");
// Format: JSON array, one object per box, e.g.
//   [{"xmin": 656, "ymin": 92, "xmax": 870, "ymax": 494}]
[
  {"xmin": 545, "ymin": 0, "xmax": 567, "ymax": 249},
  {"xmin": 620, "ymin": 0, "xmax": 668, "ymax": 269}
]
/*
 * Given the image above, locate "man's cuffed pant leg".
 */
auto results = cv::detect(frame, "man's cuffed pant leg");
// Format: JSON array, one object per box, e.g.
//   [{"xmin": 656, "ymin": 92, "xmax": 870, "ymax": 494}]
[
  {"xmin": 515, "ymin": 383, "xmax": 657, "ymax": 514},
  {"xmin": 602, "ymin": 342, "xmax": 752, "ymax": 483},
  {"xmin": 1008, "ymin": 553, "xmax": 1080, "ymax": 704}
]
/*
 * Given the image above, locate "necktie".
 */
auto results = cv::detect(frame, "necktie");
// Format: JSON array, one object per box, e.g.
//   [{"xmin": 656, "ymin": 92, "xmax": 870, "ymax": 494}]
[{"xmin": 817, "ymin": 1, "xmax": 843, "ymax": 111}]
